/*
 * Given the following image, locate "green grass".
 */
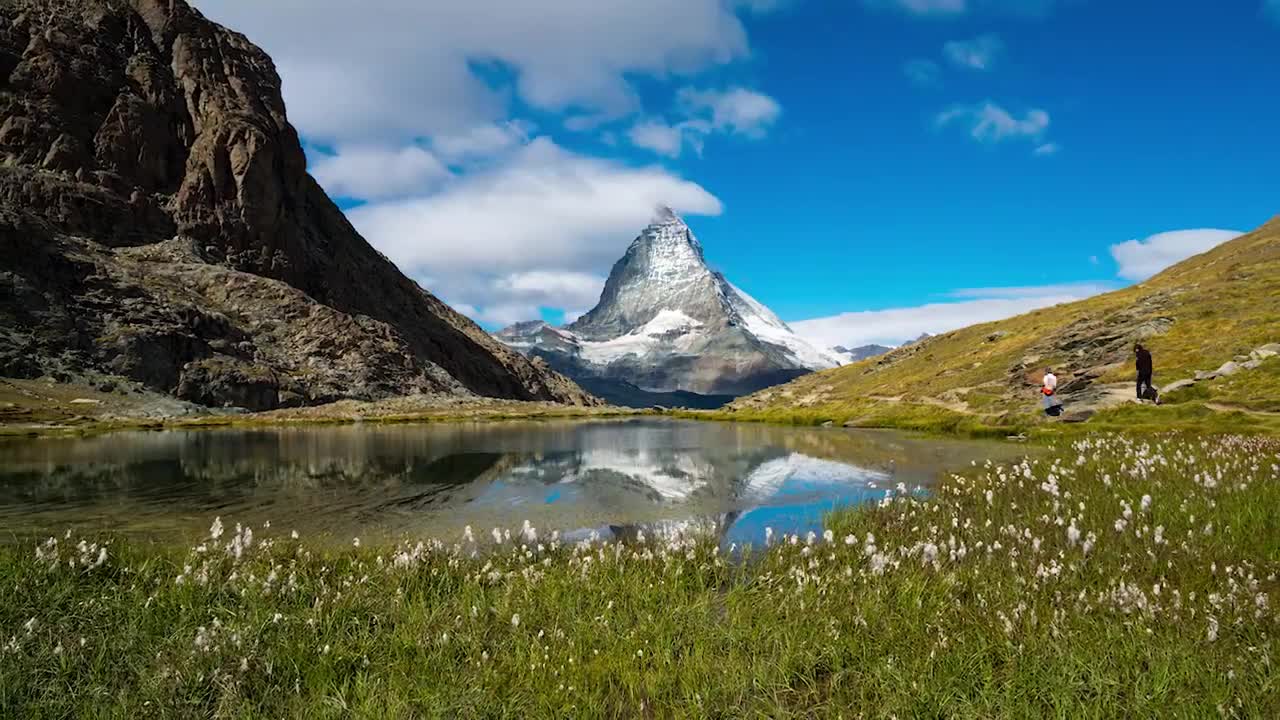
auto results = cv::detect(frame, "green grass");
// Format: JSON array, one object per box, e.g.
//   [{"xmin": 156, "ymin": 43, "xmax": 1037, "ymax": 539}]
[
  {"xmin": 1163, "ymin": 358, "xmax": 1280, "ymax": 414},
  {"xmin": 674, "ymin": 401, "xmax": 1026, "ymax": 439},
  {"xmin": 728, "ymin": 216, "xmax": 1280, "ymax": 432},
  {"xmin": 2, "ymin": 434, "xmax": 1278, "ymax": 717}
]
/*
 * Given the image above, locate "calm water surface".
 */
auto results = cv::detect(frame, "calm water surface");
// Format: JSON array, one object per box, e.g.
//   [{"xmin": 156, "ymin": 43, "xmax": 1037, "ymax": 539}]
[{"xmin": 0, "ymin": 419, "xmax": 1025, "ymax": 546}]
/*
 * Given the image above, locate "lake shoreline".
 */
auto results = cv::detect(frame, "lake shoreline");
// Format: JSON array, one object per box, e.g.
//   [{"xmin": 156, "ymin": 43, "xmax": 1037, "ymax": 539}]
[{"xmin": 5, "ymin": 373, "xmax": 1280, "ymax": 441}]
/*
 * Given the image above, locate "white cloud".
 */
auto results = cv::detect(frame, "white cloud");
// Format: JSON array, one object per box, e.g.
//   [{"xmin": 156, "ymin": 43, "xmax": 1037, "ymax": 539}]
[
  {"xmin": 937, "ymin": 102, "xmax": 1050, "ymax": 145},
  {"xmin": 194, "ymin": 0, "xmax": 763, "ymax": 144},
  {"xmin": 949, "ymin": 282, "xmax": 1115, "ymax": 299},
  {"xmin": 627, "ymin": 87, "xmax": 781, "ymax": 157},
  {"xmin": 309, "ymin": 146, "xmax": 451, "ymax": 200},
  {"xmin": 1033, "ymin": 142, "xmax": 1060, "ymax": 156},
  {"xmin": 628, "ymin": 121, "xmax": 688, "ymax": 158},
  {"xmin": 792, "ymin": 287, "xmax": 1101, "ymax": 349},
  {"xmin": 904, "ymin": 58, "xmax": 942, "ymax": 87},
  {"xmin": 345, "ymin": 137, "xmax": 720, "ymax": 324},
  {"xmin": 432, "ymin": 122, "xmax": 532, "ymax": 162},
  {"xmin": 497, "ymin": 271, "xmax": 607, "ymax": 310},
  {"xmin": 677, "ymin": 87, "xmax": 782, "ymax": 138},
  {"xmin": 943, "ymin": 33, "xmax": 1004, "ymax": 70},
  {"xmin": 1109, "ymin": 229, "xmax": 1243, "ymax": 281},
  {"xmin": 448, "ymin": 269, "xmax": 607, "ymax": 328}
]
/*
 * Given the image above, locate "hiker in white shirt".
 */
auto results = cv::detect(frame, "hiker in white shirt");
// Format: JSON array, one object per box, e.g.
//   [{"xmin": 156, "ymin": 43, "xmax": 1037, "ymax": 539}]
[
  {"xmin": 1042, "ymin": 369, "xmax": 1058, "ymax": 393},
  {"xmin": 1041, "ymin": 367, "xmax": 1063, "ymax": 416}
]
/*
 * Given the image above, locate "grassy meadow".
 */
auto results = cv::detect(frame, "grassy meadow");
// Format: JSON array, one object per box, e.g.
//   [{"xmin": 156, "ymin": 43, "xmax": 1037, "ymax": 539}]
[
  {"xmin": 718, "ymin": 216, "xmax": 1280, "ymax": 435},
  {"xmin": 2, "ymin": 433, "xmax": 1277, "ymax": 717}
]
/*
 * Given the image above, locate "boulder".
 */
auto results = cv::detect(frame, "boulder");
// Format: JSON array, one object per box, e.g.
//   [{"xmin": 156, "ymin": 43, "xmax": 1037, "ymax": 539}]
[
  {"xmin": 1215, "ymin": 361, "xmax": 1242, "ymax": 377},
  {"xmin": 1254, "ymin": 344, "xmax": 1280, "ymax": 359},
  {"xmin": 1161, "ymin": 379, "xmax": 1197, "ymax": 395},
  {"xmin": 1058, "ymin": 376, "xmax": 1093, "ymax": 395},
  {"xmin": 1060, "ymin": 409, "xmax": 1096, "ymax": 424}
]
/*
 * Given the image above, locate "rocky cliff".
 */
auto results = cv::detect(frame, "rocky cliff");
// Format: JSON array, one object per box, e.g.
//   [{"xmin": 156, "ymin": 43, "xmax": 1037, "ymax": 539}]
[{"xmin": 0, "ymin": 0, "xmax": 596, "ymax": 410}]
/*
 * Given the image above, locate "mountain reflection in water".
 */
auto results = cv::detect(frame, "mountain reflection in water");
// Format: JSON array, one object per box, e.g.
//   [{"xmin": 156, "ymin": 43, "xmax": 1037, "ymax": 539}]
[{"xmin": 0, "ymin": 419, "xmax": 1025, "ymax": 544}]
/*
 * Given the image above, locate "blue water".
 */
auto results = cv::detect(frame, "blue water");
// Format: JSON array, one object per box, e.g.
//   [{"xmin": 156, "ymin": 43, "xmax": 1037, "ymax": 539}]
[{"xmin": 0, "ymin": 419, "xmax": 1017, "ymax": 545}]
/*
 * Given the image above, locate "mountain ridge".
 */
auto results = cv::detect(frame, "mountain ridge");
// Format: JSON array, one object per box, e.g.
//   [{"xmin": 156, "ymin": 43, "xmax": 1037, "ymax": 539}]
[{"xmin": 0, "ymin": 0, "xmax": 596, "ymax": 411}]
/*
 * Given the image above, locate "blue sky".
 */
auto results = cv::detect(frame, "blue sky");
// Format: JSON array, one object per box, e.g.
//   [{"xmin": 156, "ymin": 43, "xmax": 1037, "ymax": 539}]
[{"xmin": 196, "ymin": 0, "xmax": 1280, "ymax": 347}]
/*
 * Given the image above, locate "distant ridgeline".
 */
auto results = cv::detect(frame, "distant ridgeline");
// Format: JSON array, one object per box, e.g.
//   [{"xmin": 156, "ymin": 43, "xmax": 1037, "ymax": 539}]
[{"xmin": 496, "ymin": 209, "xmax": 846, "ymax": 408}]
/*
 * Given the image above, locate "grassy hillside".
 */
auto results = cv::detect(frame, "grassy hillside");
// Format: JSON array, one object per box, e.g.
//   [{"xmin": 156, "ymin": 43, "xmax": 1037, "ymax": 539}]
[{"xmin": 715, "ymin": 214, "xmax": 1280, "ymax": 434}]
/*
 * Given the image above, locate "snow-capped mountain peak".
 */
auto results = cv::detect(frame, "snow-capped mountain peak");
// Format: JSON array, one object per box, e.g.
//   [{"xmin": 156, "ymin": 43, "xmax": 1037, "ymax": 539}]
[{"xmin": 496, "ymin": 208, "xmax": 842, "ymax": 405}]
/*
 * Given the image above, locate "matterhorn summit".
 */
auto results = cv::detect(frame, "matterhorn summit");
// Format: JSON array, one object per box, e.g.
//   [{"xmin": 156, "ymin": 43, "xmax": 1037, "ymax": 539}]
[{"xmin": 497, "ymin": 207, "xmax": 842, "ymax": 407}]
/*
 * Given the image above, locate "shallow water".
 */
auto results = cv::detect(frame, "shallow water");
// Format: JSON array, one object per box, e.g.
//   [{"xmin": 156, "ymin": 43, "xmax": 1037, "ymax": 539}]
[{"xmin": 0, "ymin": 419, "xmax": 1025, "ymax": 546}]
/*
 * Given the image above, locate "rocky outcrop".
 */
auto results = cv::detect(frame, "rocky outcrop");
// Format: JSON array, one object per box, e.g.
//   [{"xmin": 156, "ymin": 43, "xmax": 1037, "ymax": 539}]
[{"xmin": 0, "ymin": 0, "xmax": 596, "ymax": 410}]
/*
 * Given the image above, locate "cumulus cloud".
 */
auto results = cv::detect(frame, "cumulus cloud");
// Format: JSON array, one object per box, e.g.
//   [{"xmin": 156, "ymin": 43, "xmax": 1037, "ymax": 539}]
[
  {"xmin": 937, "ymin": 102, "xmax": 1050, "ymax": 147},
  {"xmin": 1109, "ymin": 229, "xmax": 1243, "ymax": 281},
  {"xmin": 343, "ymin": 137, "xmax": 720, "ymax": 324},
  {"xmin": 443, "ymin": 270, "xmax": 608, "ymax": 327},
  {"xmin": 628, "ymin": 121, "xmax": 689, "ymax": 158},
  {"xmin": 309, "ymin": 146, "xmax": 451, "ymax": 200},
  {"xmin": 194, "ymin": 0, "xmax": 763, "ymax": 144},
  {"xmin": 190, "ymin": 1, "xmax": 780, "ymax": 326},
  {"xmin": 677, "ymin": 87, "xmax": 782, "ymax": 138},
  {"xmin": 904, "ymin": 58, "xmax": 942, "ymax": 87},
  {"xmin": 627, "ymin": 87, "xmax": 781, "ymax": 157},
  {"xmin": 943, "ymin": 33, "xmax": 1004, "ymax": 70},
  {"xmin": 792, "ymin": 285, "xmax": 1103, "ymax": 349},
  {"xmin": 431, "ymin": 122, "xmax": 532, "ymax": 163}
]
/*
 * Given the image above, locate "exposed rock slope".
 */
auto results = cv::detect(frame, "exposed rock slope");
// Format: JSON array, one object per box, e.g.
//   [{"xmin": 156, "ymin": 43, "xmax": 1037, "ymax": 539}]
[
  {"xmin": 0, "ymin": 0, "xmax": 595, "ymax": 410},
  {"xmin": 497, "ymin": 208, "xmax": 842, "ymax": 406}
]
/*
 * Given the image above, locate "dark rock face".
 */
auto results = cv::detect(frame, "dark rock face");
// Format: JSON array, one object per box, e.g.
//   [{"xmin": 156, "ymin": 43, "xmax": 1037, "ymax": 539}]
[{"xmin": 0, "ymin": 0, "xmax": 596, "ymax": 409}]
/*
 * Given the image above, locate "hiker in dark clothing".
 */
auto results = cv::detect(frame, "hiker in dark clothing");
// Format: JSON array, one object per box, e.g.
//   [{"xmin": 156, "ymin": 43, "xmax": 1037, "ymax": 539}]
[{"xmin": 1135, "ymin": 343, "xmax": 1155, "ymax": 399}]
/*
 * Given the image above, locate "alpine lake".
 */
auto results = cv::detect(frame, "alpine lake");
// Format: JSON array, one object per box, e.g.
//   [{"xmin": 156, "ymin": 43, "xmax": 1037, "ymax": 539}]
[{"xmin": 0, "ymin": 418, "xmax": 1027, "ymax": 547}]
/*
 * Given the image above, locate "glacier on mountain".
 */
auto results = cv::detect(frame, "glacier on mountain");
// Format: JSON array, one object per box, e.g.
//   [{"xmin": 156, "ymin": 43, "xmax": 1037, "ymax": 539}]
[{"xmin": 496, "ymin": 207, "xmax": 843, "ymax": 406}]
